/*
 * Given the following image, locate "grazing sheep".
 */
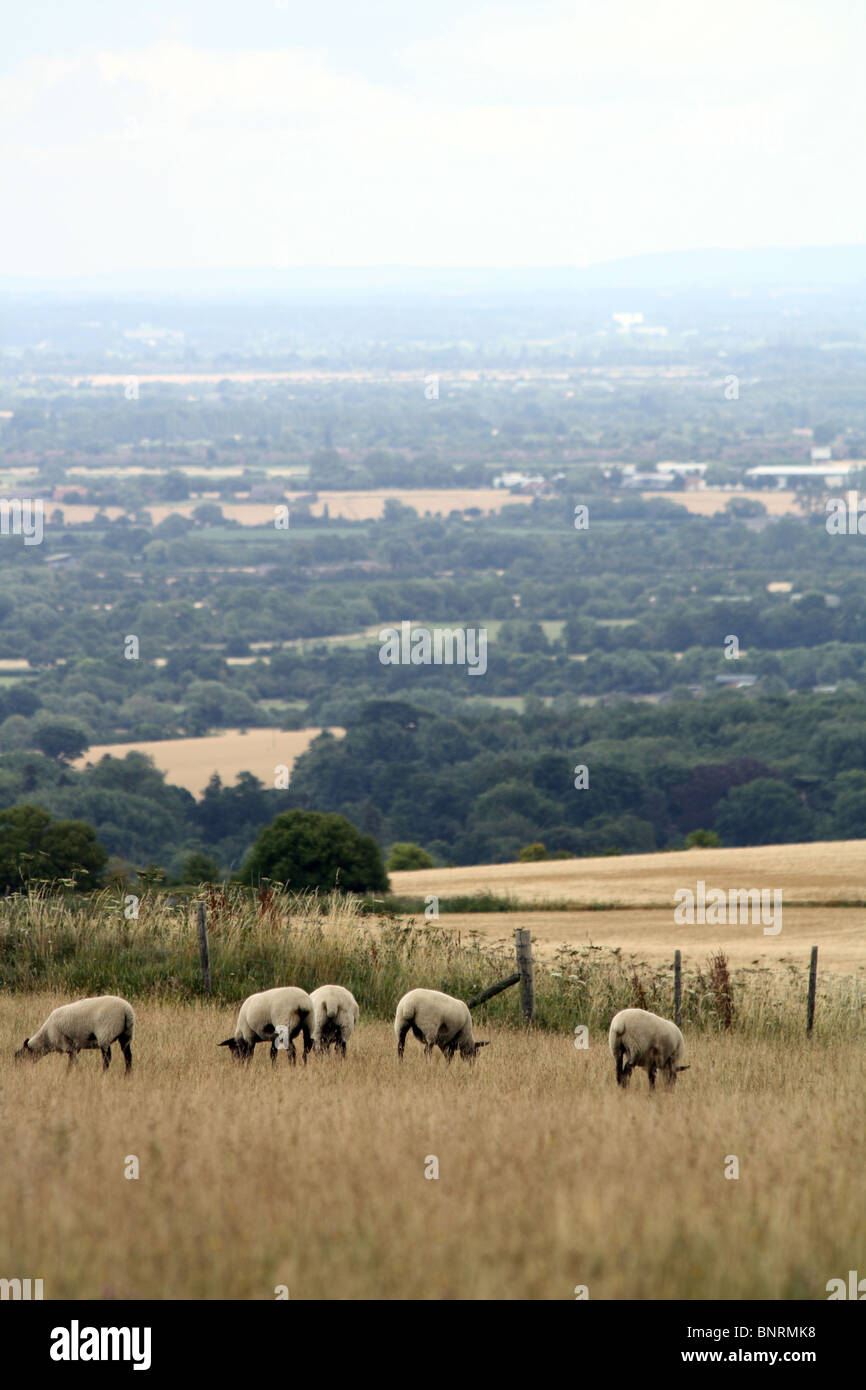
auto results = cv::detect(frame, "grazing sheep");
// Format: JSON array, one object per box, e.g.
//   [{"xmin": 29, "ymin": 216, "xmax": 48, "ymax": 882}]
[
  {"xmin": 219, "ymin": 987, "xmax": 313, "ymax": 1066},
  {"xmin": 310, "ymin": 985, "xmax": 359, "ymax": 1058},
  {"xmin": 394, "ymin": 988, "xmax": 489, "ymax": 1064},
  {"xmin": 14, "ymin": 996, "xmax": 134, "ymax": 1072},
  {"xmin": 608, "ymin": 1008, "xmax": 689, "ymax": 1090}
]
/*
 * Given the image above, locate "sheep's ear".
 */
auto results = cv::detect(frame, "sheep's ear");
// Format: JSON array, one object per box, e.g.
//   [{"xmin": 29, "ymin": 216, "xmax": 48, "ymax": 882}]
[
  {"xmin": 218, "ymin": 1038, "xmax": 235, "ymax": 1048},
  {"xmin": 475, "ymin": 1040, "xmax": 490, "ymax": 1050},
  {"xmin": 676, "ymin": 1064, "xmax": 690, "ymax": 1072}
]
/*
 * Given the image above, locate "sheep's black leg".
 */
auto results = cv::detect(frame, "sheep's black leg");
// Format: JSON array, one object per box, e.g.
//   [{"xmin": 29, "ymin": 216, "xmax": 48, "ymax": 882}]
[
  {"xmin": 338, "ymin": 1036, "xmax": 347, "ymax": 1059},
  {"xmin": 615, "ymin": 1047, "xmax": 629, "ymax": 1087},
  {"xmin": 101, "ymin": 1045, "xmax": 111, "ymax": 1070},
  {"xmin": 270, "ymin": 1038, "xmax": 278, "ymax": 1066},
  {"xmin": 121, "ymin": 1040, "xmax": 133, "ymax": 1073},
  {"xmin": 396, "ymin": 1021, "xmax": 411, "ymax": 1059},
  {"xmin": 647, "ymin": 1063, "xmax": 657, "ymax": 1090},
  {"xmin": 301, "ymin": 1023, "xmax": 313, "ymax": 1065}
]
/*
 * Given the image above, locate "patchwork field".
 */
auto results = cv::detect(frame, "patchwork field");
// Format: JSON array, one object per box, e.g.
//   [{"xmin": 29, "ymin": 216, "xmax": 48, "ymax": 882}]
[
  {"xmin": 0, "ymin": 995, "xmax": 861, "ymax": 1301},
  {"xmin": 73, "ymin": 726, "xmax": 343, "ymax": 796}
]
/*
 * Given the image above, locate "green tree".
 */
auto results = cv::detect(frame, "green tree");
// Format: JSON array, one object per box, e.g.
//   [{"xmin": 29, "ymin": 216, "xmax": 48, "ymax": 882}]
[
  {"xmin": 386, "ymin": 842, "xmax": 434, "ymax": 871},
  {"xmin": 685, "ymin": 828, "xmax": 721, "ymax": 848},
  {"xmin": 238, "ymin": 809, "xmax": 388, "ymax": 893},
  {"xmin": 518, "ymin": 841, "xmax": 548, "ymax": 861},
  {"xmin": 31, "ymin": 715, "xmax": 91, "ymax": 762},
  {"xmin": 0, "ymin": 804, "xmax": 107, "ymax": 890},
  {"xmin": 179, "ymin": 850, "xmax": 222, "ymax": 883},
  {"xmin": 715, "ymin": 779, "xmax": 811, "ymax": 846}
]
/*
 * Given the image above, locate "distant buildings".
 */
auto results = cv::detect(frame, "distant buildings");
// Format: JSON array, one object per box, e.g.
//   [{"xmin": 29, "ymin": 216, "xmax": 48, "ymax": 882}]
[
  {"xmin": 492, "ymin": 471, "xmax": 563, "ymax": 496},
  {"xmin": 744, "ymin": 464, "xmax": 855, "ymax": 488}
]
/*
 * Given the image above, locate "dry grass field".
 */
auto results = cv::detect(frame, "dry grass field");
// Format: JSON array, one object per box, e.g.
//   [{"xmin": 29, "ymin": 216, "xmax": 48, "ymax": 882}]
[
  {"xmin": 390, "ymin": 841, "xmax": 866, "ymax": 907},
  {"xmin": 1, "ymin": 993, "xmax": 862, "ymax": 1301},
  {"xmin": 415, "ymin": 906, "xmax": 866, "ymax": 974},
  {"xmin": 73, "ymin": 727, "xmax": 343, "ymax": 796}
]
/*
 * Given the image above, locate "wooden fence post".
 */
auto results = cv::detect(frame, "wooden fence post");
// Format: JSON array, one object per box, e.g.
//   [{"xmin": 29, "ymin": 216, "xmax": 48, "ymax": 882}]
[
  {"xmin": 806, "ymin": 945, "xmax": 818, "ymax": 1036},
  {"xmin": 197, "ymin": 900, "xmax": 212, "ymax": 995},
  {"xmin": 674, "ymin": 949, "xmax": 682, "ymax": 1028},
  {"xmin": 515, "ymin": 928, "xmax": 535, "ymax": 1025},
  {"xmin": 466, "ymin": 973, "xmax": 521, "ymax": 1011}
]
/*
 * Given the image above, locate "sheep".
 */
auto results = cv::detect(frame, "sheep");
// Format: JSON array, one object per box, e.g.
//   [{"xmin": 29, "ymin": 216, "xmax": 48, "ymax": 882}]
[
  {"xmin": 394, "ymin": 988, "xmax": 489, "ymax": 1064},
  {"xmin": 14, "ymin": 996, "xmax": 134, "ymax": 1072},
  {"xmin": 608, "ymin": 1007, "xmax": 689, "ymax": 1090},
  {"xmin": 219, "ymin": 987, "xmax": 313, "ymax": 1066},
  {"xmin": 310, "ymin": 985, "xmax": 359, "ymax": 1058}
]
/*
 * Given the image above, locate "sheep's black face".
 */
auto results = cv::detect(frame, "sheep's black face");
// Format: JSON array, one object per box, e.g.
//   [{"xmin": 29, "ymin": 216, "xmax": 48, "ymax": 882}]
[
  {"xmin": 463, "ymin": 1040, "xmax": 489, "ymax": 1062},
  {"xmin": 14, "ymin": 1039, "xmax": 36, "ymax": 1064},
  {"xmin": 218, "ymin": 1037, "xmax": 244, "ymax": 1061}
]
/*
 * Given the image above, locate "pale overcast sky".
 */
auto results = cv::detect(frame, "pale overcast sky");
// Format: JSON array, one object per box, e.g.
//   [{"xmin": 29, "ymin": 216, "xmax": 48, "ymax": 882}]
[{"xmin": 3, "ymin": 0, "xmax": 863, "ymax": 277}]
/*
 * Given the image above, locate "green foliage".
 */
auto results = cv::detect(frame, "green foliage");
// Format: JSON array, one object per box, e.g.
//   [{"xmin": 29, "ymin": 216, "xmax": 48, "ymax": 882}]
[
  {"xmin": 715, "ymin": 779, "xmax": 812, "ymax": 847},
  {"xmin": 386, "ymin": 842, "xmax": 435, "ymax": 871},
  {"xmin": 0, "ymin": 803, "xmax": 107, "ymax": 891},
  {"xmin": 519, "ymin": 842, "xmax": 548, "ymax": 861},
  {"xmin": 238, "ymin": 809, "xmax": 388, "ymax": 893},
  {"xmin": 31, "ymin": 714, "xmax": 91, "ymax": 762},
  {"xmin": 685, "ymin": 828, "xmax": 722, "ymax": 848},
  {"xmin": 178, "ymin": 851, "xmax": 222, "ymax": 884}
]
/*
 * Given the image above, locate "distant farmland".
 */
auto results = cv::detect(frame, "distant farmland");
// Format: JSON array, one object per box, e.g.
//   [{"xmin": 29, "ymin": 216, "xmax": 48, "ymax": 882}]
[
  {"xmin": 73, "ymin": 726, "xmax": 343, "ymax": 796},
  {"xmin": 45, "ymin": 489, "xmax": 533, "ymax": 526}
]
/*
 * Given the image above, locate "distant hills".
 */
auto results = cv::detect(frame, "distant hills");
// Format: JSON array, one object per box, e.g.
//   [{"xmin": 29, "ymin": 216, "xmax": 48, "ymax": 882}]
[{"xmin": 3, "ymin": 245, "xmax": 865, "ymax": 299}]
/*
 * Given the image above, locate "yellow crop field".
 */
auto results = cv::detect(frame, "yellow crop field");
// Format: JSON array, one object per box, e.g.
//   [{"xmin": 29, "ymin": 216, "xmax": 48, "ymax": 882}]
[
  {"xmin": 390, "ymin": 841, "xmax": 866, "ymax": 907},
  {"xmin": 0, "ymin": 993, "xmax": 862, "ymax": 1300},
  {"xmin": 650, "ymin": 487, "xmax": 803, "ymax": 516},
  {"xmin": 45, "ymin": 489, "xmax": 531, "ymax": 525},
  {"xmin": 415, "ymin": 906, "xmax": 866, "ymax": 974},
  {"xmin": 73, "ymin": 727, "xmax": 343, "ymax": 796}
]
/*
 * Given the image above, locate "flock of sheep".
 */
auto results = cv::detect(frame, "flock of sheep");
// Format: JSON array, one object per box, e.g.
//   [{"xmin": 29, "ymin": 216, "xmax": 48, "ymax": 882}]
[{"xmin": 13, "ymin": 987, "xmax": 689, "ymax": 1089}]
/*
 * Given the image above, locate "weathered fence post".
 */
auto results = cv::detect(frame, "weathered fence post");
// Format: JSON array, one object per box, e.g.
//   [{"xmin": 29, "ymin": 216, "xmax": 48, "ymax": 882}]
[
  {"xmin": 466, "ymin": 973, "xmax": 521, "ymax": 1011},
  {"xmin": 674, "ymin": 949, "xmax": 682, "ymax": 1027},
  {"xmin": 197, "ymin": 899, "xmax": 212, "ymax": 994},
  {"xmin": 515, "ymin": 928, "xmax": 535, "ymax": 1025},
  {"xmin": 806, "ymin": 945, "xmax": 818, "ymax": 1036}
]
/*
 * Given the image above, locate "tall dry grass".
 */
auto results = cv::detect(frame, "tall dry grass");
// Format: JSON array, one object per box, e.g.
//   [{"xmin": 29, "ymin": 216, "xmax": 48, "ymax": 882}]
[
  {"xmin": 0, "ymin": 994, "xmax": 863, "ymax": 1300},
  {"xmin": 1, "ymin": 886, "xmax": 863, "ymax": 1039}
]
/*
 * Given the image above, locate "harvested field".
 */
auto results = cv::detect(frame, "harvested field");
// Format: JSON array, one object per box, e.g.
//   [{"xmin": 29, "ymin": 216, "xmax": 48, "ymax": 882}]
[{"xmin": 73, "ymin": 727, "xmax": 343, "ymax": 796}]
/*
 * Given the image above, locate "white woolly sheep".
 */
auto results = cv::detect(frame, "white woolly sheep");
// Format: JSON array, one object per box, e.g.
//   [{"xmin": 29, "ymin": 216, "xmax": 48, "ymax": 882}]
[
  {"xmin": 310, "ymin": 985, "xmax": 359, "ymax": 1058},
  {"xmin": 394, "ymin": 988, "xmax": 488, "ymax": 1063},
  {"xmin": 608, "ymin": 1007, "xmax": 689, "ymax": 1090},
  {"xmin": 14, "ymin": 995, "xmax": 135, "ymax": 1072},
  {"xmin": 219, "ymin": 987, "xmax": 314, "ymax": 1066}
]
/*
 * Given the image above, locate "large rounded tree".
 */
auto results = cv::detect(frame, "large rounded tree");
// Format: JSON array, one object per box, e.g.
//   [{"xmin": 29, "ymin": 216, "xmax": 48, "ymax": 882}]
[
  {"xmin": 0, "ymin": 804, "xmax": 108, "ymax": 891},
  {"xmin": 238, "ymin": 809, "xmax": 388, "ymax": 893}
]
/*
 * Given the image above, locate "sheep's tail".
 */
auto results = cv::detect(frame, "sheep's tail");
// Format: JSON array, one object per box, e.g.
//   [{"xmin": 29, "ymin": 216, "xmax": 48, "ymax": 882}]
[{"xmin": 124, "ymin": 1003, "xmax": 135, "ymax": 1038}]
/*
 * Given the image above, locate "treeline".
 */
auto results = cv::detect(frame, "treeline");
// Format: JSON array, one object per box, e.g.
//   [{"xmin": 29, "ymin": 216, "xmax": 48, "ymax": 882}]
[
  {"xmin": 284, "ymin": 694, "xmax": 866, "ymax": 864},
  {"xmin": 1, "ymin": 692, "xmax": 864, "ymax": 874}
]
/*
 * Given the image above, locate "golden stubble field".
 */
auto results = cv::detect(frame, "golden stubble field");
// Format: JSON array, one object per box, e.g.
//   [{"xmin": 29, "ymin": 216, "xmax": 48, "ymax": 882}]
[
  {"xmin": 395, "ymin": 841, "xmax": 866, "ymax": 975},
  {"xmin": 391, "ymin": 841, "xmax": 866, "ymax": 907},
  {"xmin": 73, "ymin": 727, "xmax": 344, "ymax": 797},
  {"xmin": 1, "ymin": 994, "xmax": 863, "ymax": 1301}
]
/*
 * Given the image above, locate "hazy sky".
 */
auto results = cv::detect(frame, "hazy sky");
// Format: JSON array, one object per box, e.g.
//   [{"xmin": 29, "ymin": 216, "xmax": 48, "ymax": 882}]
[{"xmin": 4, "ymin": 0, "xmax": 863, "ymax": 276}]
